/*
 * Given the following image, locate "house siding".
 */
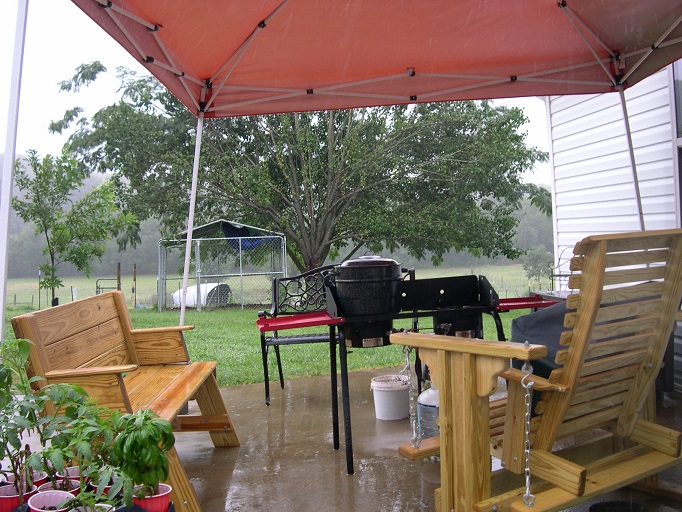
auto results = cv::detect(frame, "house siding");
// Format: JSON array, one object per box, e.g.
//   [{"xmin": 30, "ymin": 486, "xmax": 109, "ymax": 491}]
[{"xmin": 547, "ymin": 65, "xmax": 682, "ymax": 390}]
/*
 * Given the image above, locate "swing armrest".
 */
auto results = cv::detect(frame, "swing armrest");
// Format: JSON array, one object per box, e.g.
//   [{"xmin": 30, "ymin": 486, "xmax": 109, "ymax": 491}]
[
  {"xmin": 391, "ymin": 332, "xmax": 547, "ymax": 396},
  {"xmin": 502, "ymin": 367, "xmax": 569, "ymax": 393},
  {"xmin": 390, "ymin": 332, "xmax": 547, "ymax": 360}
]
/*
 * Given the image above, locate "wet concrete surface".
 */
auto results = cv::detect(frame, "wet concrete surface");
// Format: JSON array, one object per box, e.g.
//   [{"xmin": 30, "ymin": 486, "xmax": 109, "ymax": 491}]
[{"xmin": 175, "ymin": 367, "xmax": 682, "ymax": 512}]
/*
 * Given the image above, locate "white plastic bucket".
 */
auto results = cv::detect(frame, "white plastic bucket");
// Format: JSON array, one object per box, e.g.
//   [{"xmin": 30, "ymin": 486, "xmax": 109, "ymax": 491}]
[{"xmin": 370, "ymin": 374, "xmax": 410, "ymax": 420}]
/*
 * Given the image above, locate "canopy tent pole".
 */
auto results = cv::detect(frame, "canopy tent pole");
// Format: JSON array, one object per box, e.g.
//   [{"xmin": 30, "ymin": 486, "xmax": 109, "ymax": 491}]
[
  {"xmin": 179, "ymin": 112, "xmax": 204, "ymax": 326},
  {"xmin": 618, "ymin": 86, "xmax": 646, "ymax": 231},
  {"xmin": 0, "ymin": 0, "xmax": 30, "ymax": 332}
]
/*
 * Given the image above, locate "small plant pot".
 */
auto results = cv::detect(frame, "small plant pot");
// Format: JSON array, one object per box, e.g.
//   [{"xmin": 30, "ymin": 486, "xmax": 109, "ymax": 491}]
[
  {"xmin": 132, "ymin": 483, "xmax": 172, "ymax": 512},
  {"xmin": 27, "ymin": 489, "xmax": 73, "ymax": 512},
  {"xmin": 38, "ymin": 479, "xmax": 81, "ymax": 496},
  {"xmin": 0, "ymin": 484, "xmax": 37, "ymax": 512},
  {"xmin": 6, "ymin": 472, "xmax": 49, "ymax": 489},
  {"xmin": 56, "ymin": 467, "xmax": 83, "ymax": 482}
]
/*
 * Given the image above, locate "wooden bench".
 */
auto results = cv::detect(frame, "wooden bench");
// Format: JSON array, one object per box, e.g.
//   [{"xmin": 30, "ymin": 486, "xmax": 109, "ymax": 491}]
[
  {"xmin": 11, "ymin": 290, "xmax": 240, "ymax": 512},
  {"xmin": 257, "ymin": 265, "xmax": 342, "ymax": 405}
]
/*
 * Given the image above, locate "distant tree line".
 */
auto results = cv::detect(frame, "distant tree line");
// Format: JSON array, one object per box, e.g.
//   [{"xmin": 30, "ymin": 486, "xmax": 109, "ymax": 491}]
[
  {"xmin": 9, "ymin": 181, "xmax": 552, "ymax": 280},
  {"xmin": 8, "ymin": 217, "xmax": 160, "ymax": 280}
]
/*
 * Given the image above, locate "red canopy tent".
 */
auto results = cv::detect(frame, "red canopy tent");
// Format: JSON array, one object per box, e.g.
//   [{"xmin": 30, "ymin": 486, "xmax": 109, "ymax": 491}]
[
  {"xmin": 70, "ymin": 0, "xmax": 682, "ymax": 117},
  {"xmin": 2, "ymin": 0, "xmax": 682, "ymax": 322},
  {"xmin": 1, "ymin": 0, "xmax": 682, "ymax": 499}
]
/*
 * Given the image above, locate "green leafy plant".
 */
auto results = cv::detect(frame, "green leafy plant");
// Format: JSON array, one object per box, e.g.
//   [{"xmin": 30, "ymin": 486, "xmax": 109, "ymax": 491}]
[
  {"xmin": 0, "ymin": 338, "xmax": 47, "ymax": 499},
  {"xmin": 29, "ymin": 387, "xmax": 123, "ymax": 498},
  {"xmin": 113, "ymin": 409, "xmax": 175, "ymax": 503},
  {"xmin": 12, "ymin": 150, "xmax": 138, "ymax": 304},
  {"xmin": 60, "ymin": 483, "xmax": 118, "ymax": 512},
  {"xmin": 0, "ymin": 338, "xmax": 123, "ymax": 510}
]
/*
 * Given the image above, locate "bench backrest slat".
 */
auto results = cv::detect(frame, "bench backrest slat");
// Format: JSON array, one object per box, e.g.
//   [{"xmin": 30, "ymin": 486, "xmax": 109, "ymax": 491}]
[
  {"xmin": 532, "ymin": 228, "xmax": 682, "ymax": 450},
  {"xmin": 11, "ymin": 291, "xmax": 137, "ymax": 386},
  {"xmin": 24, "ymin": 293, "xmax": 121, "ymax": 345},
  {"xmin": 40, "ymin": 318, "xmax": 128, "ymax": 370}
]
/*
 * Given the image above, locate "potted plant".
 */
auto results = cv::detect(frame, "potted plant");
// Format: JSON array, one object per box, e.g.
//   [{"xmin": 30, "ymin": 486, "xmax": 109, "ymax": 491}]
[
  {"xmin": 55, "ymin": 485, "xmax": 117, "ymax": 512},
  {"xmin": 29, "ymin": 386, "xmax": 122, "ymax": 497},
  {"xmin": 27, "ymin": 489, "xmax": 73, "ymax": 512},
  {"xmin": 113, "ymin": 409, "xmax": 175, "ymax": 512},
  {"xmin": 25, "ymin": 382, "xmax": 87, "ymax": 494},
  {"xmin": 0, "ymin": 338, "xmax": 132, "ymax": 512},
  {"xmin": 0, "ymin": 338, "xmax": 47, "ymax": 511}
]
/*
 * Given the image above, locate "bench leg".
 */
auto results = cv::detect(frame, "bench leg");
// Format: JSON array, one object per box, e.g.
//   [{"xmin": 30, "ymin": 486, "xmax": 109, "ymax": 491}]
[
  {"xmin": 165, "ymin": 447, "xmax": 202, "ymax": 512},
  {"xmin": 194, "ymin": 373, "xmax": 241, "ymax": 447}
]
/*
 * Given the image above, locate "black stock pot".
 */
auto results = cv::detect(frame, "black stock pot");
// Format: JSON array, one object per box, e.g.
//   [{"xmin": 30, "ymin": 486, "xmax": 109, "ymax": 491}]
[{"xmin": 330, "ymin": 255, "xmax": 403, "ymax": 317}]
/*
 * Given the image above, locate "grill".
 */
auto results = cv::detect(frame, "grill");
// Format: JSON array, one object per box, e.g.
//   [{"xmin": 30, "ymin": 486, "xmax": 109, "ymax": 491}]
[
  {"xmin": 326, "ymin": 267, "xmax": 506, "ymax": 475},
  {"xmin": 327, "ymin": 270, "xmax": 503, "ymax": 347}
]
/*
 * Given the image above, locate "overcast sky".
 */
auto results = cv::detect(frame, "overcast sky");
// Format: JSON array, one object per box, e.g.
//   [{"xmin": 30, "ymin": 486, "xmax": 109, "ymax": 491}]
[{"xmin": 2, "ymin": 0, "xmax": 551, "ymax": 185}]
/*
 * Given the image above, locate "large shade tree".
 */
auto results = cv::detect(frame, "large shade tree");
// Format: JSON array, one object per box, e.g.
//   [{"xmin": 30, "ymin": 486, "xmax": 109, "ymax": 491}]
[{"xmin": 56, "ymin": 63, "xmax": 548, "ymax": 271}]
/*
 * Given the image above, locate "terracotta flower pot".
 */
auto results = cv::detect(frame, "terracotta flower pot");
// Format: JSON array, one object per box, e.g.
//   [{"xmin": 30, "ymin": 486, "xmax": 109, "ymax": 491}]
[
  {"xmin": 27, "ymin": 489, "xmax": 73, "ymax": 512},
  {"xmin": 132, "ymin": 483, "xmax": 172, "ymax": 512}
]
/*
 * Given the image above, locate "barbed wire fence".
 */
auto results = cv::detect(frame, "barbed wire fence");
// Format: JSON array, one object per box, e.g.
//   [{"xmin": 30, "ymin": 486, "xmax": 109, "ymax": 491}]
[{"xmin": 158, "ymin": 236, "xmax": 286, "ymax": 310}]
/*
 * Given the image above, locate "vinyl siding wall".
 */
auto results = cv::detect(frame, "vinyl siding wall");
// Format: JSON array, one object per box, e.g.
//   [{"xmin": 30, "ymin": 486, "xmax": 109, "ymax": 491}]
[{"xmin": 547, "ymin": 65, "xmax": 682, "ymax": 389}]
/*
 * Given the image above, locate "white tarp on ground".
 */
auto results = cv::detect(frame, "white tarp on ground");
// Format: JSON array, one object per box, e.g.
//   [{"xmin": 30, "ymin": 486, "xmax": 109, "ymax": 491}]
[{"xmin": 172, "ymin": 283, "xmax": 231, "ymax": 308}]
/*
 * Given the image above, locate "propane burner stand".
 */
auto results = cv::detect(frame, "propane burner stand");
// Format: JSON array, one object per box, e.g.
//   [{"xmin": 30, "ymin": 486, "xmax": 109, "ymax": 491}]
[
  {"xmin": 342, "ymin": 319, "xmax": 393, "ymax": 347},
  {"xmin": 327, "ymin": 273, "xmax": 506, "ymax": 475}
]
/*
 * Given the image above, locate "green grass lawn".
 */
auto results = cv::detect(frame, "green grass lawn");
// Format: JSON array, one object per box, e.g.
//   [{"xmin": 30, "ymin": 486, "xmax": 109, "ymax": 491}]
[
  {"xmin": 3, "ymin": 304, "xmax": 528, "ymax": 388},
  {"xmin": 3, "ymin": 264, "xmax": 543, "ymax": 388}
]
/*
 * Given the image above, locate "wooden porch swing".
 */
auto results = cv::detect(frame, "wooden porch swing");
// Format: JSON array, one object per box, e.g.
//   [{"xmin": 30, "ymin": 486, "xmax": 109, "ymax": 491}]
[{"xmin": 391, "ymin": 228, "xmax": 682, "ymax": 512}]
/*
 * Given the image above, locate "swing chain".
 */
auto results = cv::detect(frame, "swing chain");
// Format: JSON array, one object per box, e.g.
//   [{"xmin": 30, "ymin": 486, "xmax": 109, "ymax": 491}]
[{"xmin": 521, "ymin": 356, "xmax": 536, "ymax": 507}]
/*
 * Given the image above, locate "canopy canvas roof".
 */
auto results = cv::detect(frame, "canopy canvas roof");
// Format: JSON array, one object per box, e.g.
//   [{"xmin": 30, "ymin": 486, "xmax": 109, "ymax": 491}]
[
  {"xmin": 2, "ymin": 0, "xmax": 682, "ymax": 325},
  {"xmin": 70, "ymin": 0, "xmax": 682, "ymax": 118}
]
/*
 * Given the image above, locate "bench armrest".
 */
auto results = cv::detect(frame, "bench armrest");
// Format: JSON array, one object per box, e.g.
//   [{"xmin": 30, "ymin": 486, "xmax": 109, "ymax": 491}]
[
  {"xmin": 45, "ymin": 364, "xmax": 139, "ymax": 380},
  {"xmin": 390, "ymin": 332, "xmax": 547, "ymax": 360},
  {"xmin": 131, "ymin": 325, "xmax": 194, "ymax": 335},
  {"xmin": 391, "ymin": 332, "xmax": 547, "ymax": 394}
]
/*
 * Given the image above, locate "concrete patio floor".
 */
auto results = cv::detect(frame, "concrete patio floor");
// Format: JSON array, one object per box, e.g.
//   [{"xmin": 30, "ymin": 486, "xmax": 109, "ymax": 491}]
[{"xmin": 176, "ymin": 366, "xmax": 682, "ymax": 512}]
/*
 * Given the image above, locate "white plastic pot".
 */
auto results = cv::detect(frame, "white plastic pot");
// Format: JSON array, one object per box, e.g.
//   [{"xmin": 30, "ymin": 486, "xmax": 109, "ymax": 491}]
[{"xmin": 27, "ymin": 489, "xmax": 73, "ymax": 512}]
